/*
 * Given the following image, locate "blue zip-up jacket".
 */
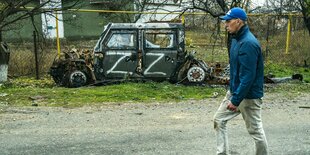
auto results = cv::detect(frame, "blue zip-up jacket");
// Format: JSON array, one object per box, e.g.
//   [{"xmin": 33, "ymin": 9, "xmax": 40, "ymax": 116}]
[{"xmin": 229, "ymin": 25, "xmax": 264, "ymax": 106}]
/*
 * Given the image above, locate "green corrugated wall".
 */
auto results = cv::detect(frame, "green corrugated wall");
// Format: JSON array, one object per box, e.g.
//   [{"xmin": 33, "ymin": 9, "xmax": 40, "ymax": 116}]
[{"xmin": 2, "ymin": 1, "xmax": 134, "ymax": 41}]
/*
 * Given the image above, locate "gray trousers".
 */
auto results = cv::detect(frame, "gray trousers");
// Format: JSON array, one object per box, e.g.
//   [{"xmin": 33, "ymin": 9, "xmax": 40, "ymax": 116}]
[{"xmin": 213, "ymin": 91, "xmax": 268, "ymax": 155}]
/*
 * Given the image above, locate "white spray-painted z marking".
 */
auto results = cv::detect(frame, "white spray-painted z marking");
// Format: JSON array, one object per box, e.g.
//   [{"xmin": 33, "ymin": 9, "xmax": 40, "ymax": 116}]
[
  {"xmin": 144, "ymin": 53, "xmax": 166, "ymax": 75},
  {"xmin": 106, "ymin": 51, "xmax": 132, "ymax": 74}
]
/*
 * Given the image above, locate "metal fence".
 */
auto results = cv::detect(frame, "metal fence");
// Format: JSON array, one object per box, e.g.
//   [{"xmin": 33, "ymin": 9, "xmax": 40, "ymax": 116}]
[
  {"xmin": 184, "ymin": 13, "xmax": 309, "ymax": 67},
  {"xmin": 6, "ymin": 11, "xmax": 309, "ymax": 78}
]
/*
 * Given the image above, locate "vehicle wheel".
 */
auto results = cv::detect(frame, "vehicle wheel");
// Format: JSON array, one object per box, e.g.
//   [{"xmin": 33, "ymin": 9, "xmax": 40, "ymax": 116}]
[
  {"xmin": 187, "ymin": 66, "xmax": 206, "ymax": 83},
  {"xmin": 68, "ymin": 70, "xmax": 88, "ymax": 87}
]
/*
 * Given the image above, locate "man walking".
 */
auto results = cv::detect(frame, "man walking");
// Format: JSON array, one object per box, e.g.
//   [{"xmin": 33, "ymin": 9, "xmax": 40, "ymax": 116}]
[{"xmin": 213, "ymin": 7, "xmax": 268, "ymax": 155}]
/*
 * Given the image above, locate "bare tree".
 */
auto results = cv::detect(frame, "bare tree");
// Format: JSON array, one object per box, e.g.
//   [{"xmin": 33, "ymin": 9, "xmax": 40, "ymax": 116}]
[
  {"xmin": 185, "ymin": 0, "xmax": 251, "ymax": 54},
  {"xmin": 91, "ymin": 0, "xmax": 135, "ymax": 22},
  {"xmin": 134, "ymin": 0, "xmax": 184, "ymax": 22},
  {"xmin": 187, "ymin": 0, "xmax": 251, "ymax": 17},
  {"xmin": 298, "ymin": 0, "xmax": 310, "ymax": 35},
  {"xmin": 265, "ymin": 0, "xmax": 310, "ymax": 35},
  {"xmin": 0, "ymin": 0, "xmax": 81, "ymax": 41},
  {"xmin": 134, "ymin": 0, "xmax": 148, "ymax": 22}
]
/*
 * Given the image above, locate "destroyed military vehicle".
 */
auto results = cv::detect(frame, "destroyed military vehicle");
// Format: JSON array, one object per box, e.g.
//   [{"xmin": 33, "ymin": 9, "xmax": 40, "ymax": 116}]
[{"xmin": 50, "ymin": 23, "xmax": 229, "ymax": 87}]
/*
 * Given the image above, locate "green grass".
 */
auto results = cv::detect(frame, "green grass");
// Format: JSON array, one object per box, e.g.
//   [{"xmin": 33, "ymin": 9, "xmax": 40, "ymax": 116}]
[
  {"xmin": 265, "ymin": 63, "xmax": 310, "ymax": 83},
  {"xmin": 0, "ymin": 77, "xmax": 226, "ymax": 107},
  {"xmin": 1, "ymin": 76, "xmax": 309, "ymax": 108},
  {"xmin": 264, "ymin": 83, "xmax": 310, "ymax": 100}
]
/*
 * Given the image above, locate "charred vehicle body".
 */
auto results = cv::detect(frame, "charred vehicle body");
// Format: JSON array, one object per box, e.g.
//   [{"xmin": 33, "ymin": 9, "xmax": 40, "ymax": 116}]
[{"xmin": 50, "ymin": 23, "xmax": 230, "ymax": 87}]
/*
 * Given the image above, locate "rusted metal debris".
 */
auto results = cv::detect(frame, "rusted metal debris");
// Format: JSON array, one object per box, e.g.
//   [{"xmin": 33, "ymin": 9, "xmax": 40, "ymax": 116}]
[
  {"xmin": 264, "ymin": 73, "xmax": 303, "ymax": 84},
  {"xmin": 299, "ymin": 106, "xmax": 310, "ymax": 109}
]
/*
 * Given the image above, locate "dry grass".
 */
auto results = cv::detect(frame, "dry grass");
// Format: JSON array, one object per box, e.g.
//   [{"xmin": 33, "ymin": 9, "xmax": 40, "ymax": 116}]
[
  {"xmin": 8, "ymin": 44, "xmax": 57, "ymax": 77},
  {"xmin": 7, "ymin": 40, "xmax": 97, "ymax": 77}
]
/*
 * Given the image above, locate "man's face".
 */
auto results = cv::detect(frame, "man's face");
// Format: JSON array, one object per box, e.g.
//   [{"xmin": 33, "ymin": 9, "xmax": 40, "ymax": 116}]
[{"xmin": 224, "ymin": 18, "xmax": 241, "ymax": 34}]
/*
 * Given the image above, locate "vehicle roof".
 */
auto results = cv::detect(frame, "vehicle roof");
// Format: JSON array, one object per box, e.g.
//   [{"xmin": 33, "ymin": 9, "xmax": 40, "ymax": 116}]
[{"xmin": 108, "ymin": 22, "xmax": 184, "ymax": 29}]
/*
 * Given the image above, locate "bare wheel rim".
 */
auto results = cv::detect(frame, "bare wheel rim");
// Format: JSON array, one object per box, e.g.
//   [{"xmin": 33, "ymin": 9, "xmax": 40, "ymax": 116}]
[
  {"xmin": 69, "ymin": 70, "xmax": 87, "ymax": 87},
  {"xmin": 187, "ymin": 66, "xmax": 205, "ymax": 83}
]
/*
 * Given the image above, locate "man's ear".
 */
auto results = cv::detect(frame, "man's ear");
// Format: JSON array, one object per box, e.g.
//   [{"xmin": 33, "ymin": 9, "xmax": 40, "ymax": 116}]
[{"xmin": 237, "ymin": 19, "xmax": 240, "ymax": 24}]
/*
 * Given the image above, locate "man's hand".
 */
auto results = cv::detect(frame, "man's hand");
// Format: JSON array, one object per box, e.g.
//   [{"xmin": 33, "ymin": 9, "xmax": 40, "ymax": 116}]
[{"xmin": 227, "ymin": 102, "xmax": 238, "ymax": 112}]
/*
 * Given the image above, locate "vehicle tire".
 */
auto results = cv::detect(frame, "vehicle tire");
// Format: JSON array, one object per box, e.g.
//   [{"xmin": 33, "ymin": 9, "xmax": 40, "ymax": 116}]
[
  {"xmin": 49, "ymin": 68, "xmax": 63, "ymax": 86},
  {"xmin": 68, "ymin": 70, "xmax": 88, "ymax": 87},
  {"xmin": 186, "ymin": 66, "xmax": 206, "ymax": 83}
]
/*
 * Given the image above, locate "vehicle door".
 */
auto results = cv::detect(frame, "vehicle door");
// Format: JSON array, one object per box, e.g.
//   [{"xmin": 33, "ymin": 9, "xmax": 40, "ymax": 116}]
[
  {"xmin": 143, "ymin": 29, "xmax": 178, "ymax": 79},
  {"xmin": 101, "ymin": 30, "xmax": 138, "ymax": 78}
]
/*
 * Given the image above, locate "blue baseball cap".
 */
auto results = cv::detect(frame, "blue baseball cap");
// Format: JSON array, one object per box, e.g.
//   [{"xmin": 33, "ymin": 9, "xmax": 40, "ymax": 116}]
[{"xmin": 220, "ymin": 7, "xmax": 247, "ymax": 21}]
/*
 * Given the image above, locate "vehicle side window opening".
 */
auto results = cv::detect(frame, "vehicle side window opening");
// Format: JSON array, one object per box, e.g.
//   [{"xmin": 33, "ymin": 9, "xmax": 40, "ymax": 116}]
[
  {"xmin": 106, "ymin": 32, "xmax": 136, "ymax": 49},
  {"xmin": 145, "ymin": 31, "xmax": 176, "ymax": 49},
  {"xmin": 94, "ymin": 23, "xmax": 112, "ymax": 52},
  {"xmin": 178, "ymin": 30, "xmax": 185, "ymax": 47}
]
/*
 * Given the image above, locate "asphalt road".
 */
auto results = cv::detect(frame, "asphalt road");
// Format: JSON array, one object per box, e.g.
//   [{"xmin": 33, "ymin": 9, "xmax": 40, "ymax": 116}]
[{"xmin": 0, "ymin": 92, "xmax": 309, "ymax": 155}]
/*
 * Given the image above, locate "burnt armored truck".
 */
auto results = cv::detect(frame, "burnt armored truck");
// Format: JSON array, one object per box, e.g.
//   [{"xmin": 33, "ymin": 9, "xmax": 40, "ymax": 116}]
[{"xmin": 50, "ymin": 23, "xmax": 229, "ymax": 87}]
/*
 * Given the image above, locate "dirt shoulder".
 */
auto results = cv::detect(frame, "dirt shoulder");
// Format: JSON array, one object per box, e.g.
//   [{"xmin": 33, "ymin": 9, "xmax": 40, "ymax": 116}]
[{"xmin": 0, "ymin": 92, "xmax": 310, "ymax": 155}]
